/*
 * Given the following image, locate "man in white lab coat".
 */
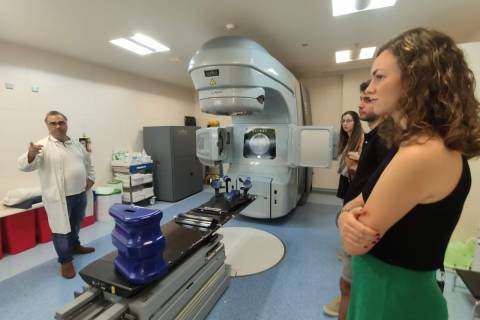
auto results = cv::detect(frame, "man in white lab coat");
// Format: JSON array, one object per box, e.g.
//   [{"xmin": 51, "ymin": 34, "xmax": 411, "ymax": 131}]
[{"xmin": 18, "ymin": 110, "xmax": 95, "ymax": 279}]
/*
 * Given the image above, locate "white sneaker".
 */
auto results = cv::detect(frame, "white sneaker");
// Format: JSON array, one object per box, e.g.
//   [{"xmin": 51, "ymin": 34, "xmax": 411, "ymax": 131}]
[{"xmin": 323, "ymin": 296, "xmax": 340, "ymax": 317}]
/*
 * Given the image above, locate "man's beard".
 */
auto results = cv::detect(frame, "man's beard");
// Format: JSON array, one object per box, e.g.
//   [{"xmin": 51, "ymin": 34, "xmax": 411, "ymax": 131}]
[{"xmin": 361, "ymin": 114, "xmax": 378, "ymax": 122}]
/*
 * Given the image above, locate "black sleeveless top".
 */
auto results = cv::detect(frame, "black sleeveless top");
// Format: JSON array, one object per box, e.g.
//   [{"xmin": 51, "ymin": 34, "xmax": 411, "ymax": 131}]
[{"xmin": 362, "ymin": 148, "xmax": 471, "ymax": 271}]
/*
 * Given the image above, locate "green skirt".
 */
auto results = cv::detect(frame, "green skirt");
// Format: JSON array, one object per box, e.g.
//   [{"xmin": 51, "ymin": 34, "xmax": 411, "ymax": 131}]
[{"xmin": 347, "ymin": 254, "xmax": 447, "ymax": 320}]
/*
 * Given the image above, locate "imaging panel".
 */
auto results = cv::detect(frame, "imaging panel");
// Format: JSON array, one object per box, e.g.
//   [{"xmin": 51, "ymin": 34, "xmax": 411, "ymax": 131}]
[{"xmin": 243, "ymin": 128, "xmax": 276, "ymax": 159}]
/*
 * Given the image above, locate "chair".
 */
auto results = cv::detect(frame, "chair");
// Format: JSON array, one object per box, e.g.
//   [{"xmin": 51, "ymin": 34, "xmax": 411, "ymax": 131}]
[{"xmin": 453, "ymin": 269, "xmax": 480, "ymax": 319}]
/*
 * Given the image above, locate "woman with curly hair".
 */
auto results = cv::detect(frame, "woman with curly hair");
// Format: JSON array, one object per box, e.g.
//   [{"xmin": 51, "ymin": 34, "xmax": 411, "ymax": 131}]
[
  {"xmin": 336, "ymin": 110, "xmax": 364, "ymax": 199},
  {"xmin": 338, "ymin": 28, "xmax": 480, "ymax": 319}
]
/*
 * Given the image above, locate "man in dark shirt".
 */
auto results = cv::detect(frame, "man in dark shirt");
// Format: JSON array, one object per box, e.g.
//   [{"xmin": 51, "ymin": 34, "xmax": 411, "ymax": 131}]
[{"xmin": 323, "ymin": 80, "xmax": 390, "ymax": 318}]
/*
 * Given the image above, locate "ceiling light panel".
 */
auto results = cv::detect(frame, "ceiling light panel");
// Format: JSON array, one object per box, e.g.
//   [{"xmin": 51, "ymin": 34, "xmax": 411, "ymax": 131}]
[
  {"xmin": 109, "ymin": 38, "xmax": 153, "ymax": 55},
  {"xmin": 336, "ymin": 50, "xmax": 352, "ymax": 63},
  {"xmin": 332, "ymin": 0, "xmax": 397, "ymax": 17},
  {"xmin": 358, "ymin": 47, "xmax": 376, "ymax": 60},
  {"xmin": 130, "ymin": 33, "xmax": 170, "ymax": 52}
]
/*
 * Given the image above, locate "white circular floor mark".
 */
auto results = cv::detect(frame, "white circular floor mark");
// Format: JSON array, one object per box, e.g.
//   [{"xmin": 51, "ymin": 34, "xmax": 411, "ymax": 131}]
[{"xmin": 216, "ymin": 227, "xmax": 285, "ymax": 277}]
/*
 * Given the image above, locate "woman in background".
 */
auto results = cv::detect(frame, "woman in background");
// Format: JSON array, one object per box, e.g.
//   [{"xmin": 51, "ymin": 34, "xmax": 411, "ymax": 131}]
[
  {"xmin": 336, "ymin": 111, "xmax": 364, "ymax": 199},
  {"xmin": 339, "ymin": 28, "xmax": 480, "ymax": 320}
]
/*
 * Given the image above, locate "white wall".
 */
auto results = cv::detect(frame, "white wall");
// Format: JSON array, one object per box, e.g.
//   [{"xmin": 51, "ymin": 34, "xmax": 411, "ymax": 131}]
[
  {"xmin": 452, "ymin": 41, "xmax": 480, "ymax": 240},
  {"xmin": 464, "ymin": 28, "xmax": 480, "ymax": 42},
  {"xmin": 302, "ymin": 68, "xmax": 371, "ymax": 189},
  {"xmin": 341, "ymin": 69, "xmax": 371, "ymax": 113},
  {"xmin": 0, "ymin": 40, "xmax": 196, "ymax": 199},
  {"xmin": 302, "ymin": 75, "xmax": 343, "ymax": 190}
]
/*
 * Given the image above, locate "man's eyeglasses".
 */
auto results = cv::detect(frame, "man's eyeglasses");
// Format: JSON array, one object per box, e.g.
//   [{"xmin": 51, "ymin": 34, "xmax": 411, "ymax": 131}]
[
  {"xmin": 47, "ymin": 121, "xmax": 67, "ymax": 127},
  {"xmin": 360, "ymin": 96, "xmax": 372, "ymax": 103}
]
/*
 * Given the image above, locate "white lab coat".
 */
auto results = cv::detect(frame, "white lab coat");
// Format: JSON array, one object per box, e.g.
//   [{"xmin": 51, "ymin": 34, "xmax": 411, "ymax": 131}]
[{"xmin": 17, "ymin": 136, "xmax": 95, "ymax": 234}]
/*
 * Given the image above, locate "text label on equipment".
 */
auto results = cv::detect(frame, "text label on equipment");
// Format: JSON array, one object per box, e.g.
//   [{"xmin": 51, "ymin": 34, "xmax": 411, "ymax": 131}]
[{"xmin": 204, "ymin": 69, "xmax": 220, "ymax": 77}]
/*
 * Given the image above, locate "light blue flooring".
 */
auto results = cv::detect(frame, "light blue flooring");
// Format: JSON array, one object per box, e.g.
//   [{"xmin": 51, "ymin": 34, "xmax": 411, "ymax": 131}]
[{"xmin": 0, "ymin": 191, "xmax": 475, "ymax": 319}]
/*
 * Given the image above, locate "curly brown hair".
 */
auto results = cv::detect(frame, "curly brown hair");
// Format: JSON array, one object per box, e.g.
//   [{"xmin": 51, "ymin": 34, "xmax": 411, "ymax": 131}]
[{"xmin": 376, "ymin": 27, "xmax": 480, "ymax": 158}]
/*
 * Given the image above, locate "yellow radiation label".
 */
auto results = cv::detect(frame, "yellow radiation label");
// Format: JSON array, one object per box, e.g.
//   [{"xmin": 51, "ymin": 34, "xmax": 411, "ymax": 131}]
[{"xmin": 210, "ymin": 79, "xmax": 217, "ymax": 86}]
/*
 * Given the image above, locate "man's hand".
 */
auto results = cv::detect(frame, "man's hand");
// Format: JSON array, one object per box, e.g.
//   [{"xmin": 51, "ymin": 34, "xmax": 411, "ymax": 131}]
[
  {"xmin": 86, "ymin": 178, "xmax": 94, "ymax": 190},
  {"xmin": 28, "ymin": 142, "xmax": 43, "ymax": 163},
  {"xmin": 339, "ymin": 207, "xmax": 380, "ymax": 249}
]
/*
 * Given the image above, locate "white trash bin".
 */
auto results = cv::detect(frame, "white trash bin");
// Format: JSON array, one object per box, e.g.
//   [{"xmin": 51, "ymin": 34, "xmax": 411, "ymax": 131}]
[{"xmin": 95, "ymin": 186, "xmax": 122, "ymax": 222}]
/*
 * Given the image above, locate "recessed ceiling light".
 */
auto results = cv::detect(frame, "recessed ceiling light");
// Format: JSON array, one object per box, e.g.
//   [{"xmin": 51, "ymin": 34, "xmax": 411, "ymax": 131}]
[
  {"xmin": 109, "ymin": 38, "xmax": 153, "ymax": 55},
  {"xmin": 130, "ymin": 33, "xmax": 170, "ymax": 52},
  {"xmin": 332, "ymin": 0, "xmax": 397, "ymax": 17},
  {"xmin": 335, "ymin": 50, "xmax": 352, "ymax": 63},
  {"xmin": 358, "ymin": 46, "xmax": 377, "ymax": 60}
]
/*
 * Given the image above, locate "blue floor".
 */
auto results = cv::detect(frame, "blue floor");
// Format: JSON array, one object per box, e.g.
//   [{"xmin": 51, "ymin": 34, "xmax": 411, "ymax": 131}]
[
  {"xmin": 208, "ymin": 200, "xmax": 341, "ymax": 320},
  {"xmin": 0, "ymin": 191, "xmax": 474, "ymax": 319}
]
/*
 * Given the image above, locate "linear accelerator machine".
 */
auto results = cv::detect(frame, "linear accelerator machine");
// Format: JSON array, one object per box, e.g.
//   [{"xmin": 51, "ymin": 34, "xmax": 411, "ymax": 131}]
[
  {"xmin": 55, "ymin": 36, "xmax": 332, "ymax": 320},
  {"xmin": 192, "ymin": 36, "xmax": 333, "ymax": 218}
]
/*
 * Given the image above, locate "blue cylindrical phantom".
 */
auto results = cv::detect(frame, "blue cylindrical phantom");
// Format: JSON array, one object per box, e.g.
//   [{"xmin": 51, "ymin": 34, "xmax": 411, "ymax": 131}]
[{"xmin": 109, "ymin": 204, "xmax": 167, "ymax": 284}]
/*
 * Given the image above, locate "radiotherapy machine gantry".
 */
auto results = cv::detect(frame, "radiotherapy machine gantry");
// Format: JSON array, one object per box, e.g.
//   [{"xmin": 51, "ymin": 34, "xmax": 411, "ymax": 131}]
[
  {"xmin": 190, "ymin": 36, "xmax": 333, "ymax": 219},
  {"xmin": 54, "ymin": 37, "xmax": 334, "ymax": 320}
]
